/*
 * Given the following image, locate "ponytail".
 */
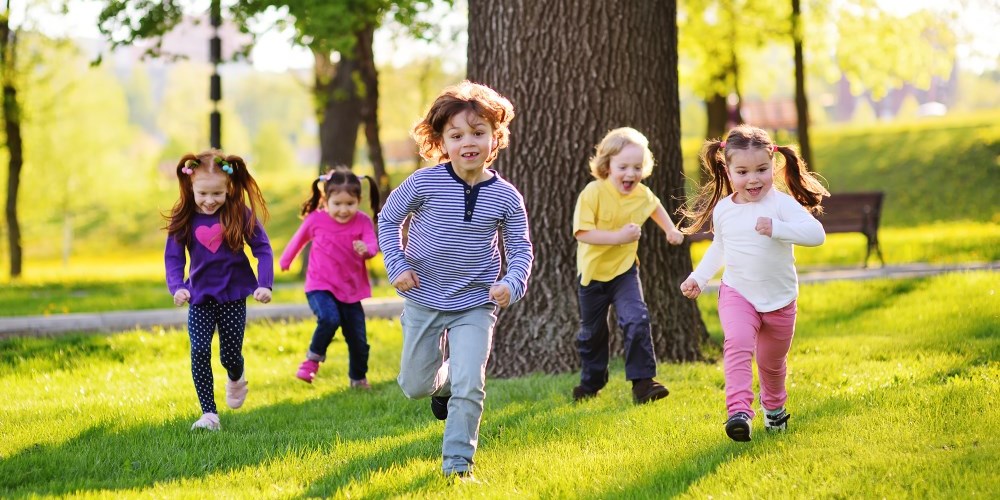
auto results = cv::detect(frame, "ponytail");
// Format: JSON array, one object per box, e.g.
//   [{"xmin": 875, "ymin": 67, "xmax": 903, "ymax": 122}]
[
  {"xmin": 680, "ymin": 140, "xmax": 732, "ymax": 234},
  {"xmin": 775, "ymin": 146, "xmax": 829, "ymax": 214}
]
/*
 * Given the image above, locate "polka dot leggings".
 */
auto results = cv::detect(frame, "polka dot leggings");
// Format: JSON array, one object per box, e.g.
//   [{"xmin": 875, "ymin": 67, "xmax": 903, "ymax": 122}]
[{"xmin": 188, "ymin": 299, "xmax": 246, "ymax": 414}]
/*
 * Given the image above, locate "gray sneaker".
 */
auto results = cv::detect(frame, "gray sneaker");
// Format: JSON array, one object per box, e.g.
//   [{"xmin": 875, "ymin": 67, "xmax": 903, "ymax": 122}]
[{"xmin": 725, "ymin": 412, "xmax": 752, "ymax": 442}]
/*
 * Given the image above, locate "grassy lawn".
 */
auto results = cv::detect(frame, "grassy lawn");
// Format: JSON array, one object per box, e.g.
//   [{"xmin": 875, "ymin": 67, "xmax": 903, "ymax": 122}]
[
  {"xmin": 3, "ymin": 221, "xmax": 997, "ymax": 317},
  {"xmin": 1, "ymin": 272, "xmax": 996, "ymax": 497}
]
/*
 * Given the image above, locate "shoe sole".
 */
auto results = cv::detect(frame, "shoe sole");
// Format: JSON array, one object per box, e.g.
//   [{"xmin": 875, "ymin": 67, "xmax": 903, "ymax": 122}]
[
  {"xmin": 296, "ymin": 374, "xmax": 314, "ymax": 384},
  {"xmin": 726, "ymin": 423, "xmax": 751, "ymax": 442},
  {"xmin": 634, "ymin": 387, "xmax": 669, "ymax": 404}
]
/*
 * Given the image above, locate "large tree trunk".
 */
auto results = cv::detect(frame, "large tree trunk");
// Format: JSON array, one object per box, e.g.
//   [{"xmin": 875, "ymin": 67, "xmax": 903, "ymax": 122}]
[
  {"xmin": 469, "ymin": 0, "xmax": 706, "ymax": 378},
  {"xmin": 1, "ymin": 14, "xmax": 22, "ymax": 278},
  {"xmin": 792, "ymin": 0, "xmax": 813, "ymax": 168},
  {"xmin": 356, "ymin": 24, "xmax": 389, "ymax": 195},
  {"xmin": 314, "ymin": 48, "xmax": 362, "ymax": 171}
]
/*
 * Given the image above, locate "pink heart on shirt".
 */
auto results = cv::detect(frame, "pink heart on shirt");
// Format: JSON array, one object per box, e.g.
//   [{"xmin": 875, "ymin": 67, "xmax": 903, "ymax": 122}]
[{"xmin": 195, "ymin": 223, "xmax": 223, "ymax": 253}]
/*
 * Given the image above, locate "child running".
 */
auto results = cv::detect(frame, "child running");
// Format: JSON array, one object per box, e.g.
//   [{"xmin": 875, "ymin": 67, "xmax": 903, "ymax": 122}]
[
  {"xmin": 164, "ymin": 150, "xmax": 273, "ymax": 432},
  {"xmin": 279, "ymin": 167, "xmax": 380, "ymax": 389},
  {"xmin": 571, "ymin": 127, "xmax": 686, "ymax": 404},
  {"xmin": 679, "ymin": 124, "xmax": 828, "ymax": 442},
  {"xmin": 377, "ymin": 80, "xmax": 533, "ymax": 480}
]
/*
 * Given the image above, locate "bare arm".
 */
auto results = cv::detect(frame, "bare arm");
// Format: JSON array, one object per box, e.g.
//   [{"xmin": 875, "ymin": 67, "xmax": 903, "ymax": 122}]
[
  {"xmin": 575, "ymin": 224, "xmax": 641, "ymax": 245},
  {"xmin": 650, "ymin": 203, "xmax": 685, "ymax": 245}
]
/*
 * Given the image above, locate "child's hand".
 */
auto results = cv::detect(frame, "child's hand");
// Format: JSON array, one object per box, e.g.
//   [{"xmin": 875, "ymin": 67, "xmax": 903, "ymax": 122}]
[
  {"xmin": 173, "ymin": 289, "xmax": 191, "ymax": 307},
  {"xmin": 755, "ymin": 217, "xmax": 773, "ymax": 237},
  {"xmin": 353, "ymin": 240, "xmax": 368, "ymax": 256},
  {"xmin": 392, "ymin": 270, "xmax": 420, "ymax": 292},
  {"xmin": 666, "ymin": 227, "xmax": 684, "ymax": 246},
  {"xmin": 679, "ymin": 278, "xmax": 701, "ymax": 299},
  {"xmin": 619, "ymin": 223, "xmax": 641, "ymax": 243},
  {"xmin": 280, "ymin": 264, "xmax": 290, "ymax": 272},
  {"xmin": 253, "ymin": 287, "xmax": 272, "ymax": 304},
  {"xmin": 489, "ymin": 283, "xmax": 512, "ymax": 308}
]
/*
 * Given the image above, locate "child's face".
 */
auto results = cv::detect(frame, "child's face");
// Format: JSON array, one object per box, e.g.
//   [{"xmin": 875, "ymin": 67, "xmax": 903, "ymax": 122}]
[
  {"xmin": 726, "ymin": 148, "xmax": 774, "ymax": 204},
  {"xmin": 608, "ymin": 143, "xmax": 646, "ymax": 195},
  {"xmin": 191, "ymin": 171, "xmax": 228, "ymax": 215},
  {"xmin": 442, "ymin": 110, "xmax": 495, "ymax": 176},
  {"xmin": 325, "ymin": 190, "xmax": 360, "ymax": 224}
]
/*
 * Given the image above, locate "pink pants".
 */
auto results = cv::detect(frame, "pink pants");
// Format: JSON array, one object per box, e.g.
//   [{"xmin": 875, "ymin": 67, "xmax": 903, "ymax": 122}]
[{"xmin": 719, "ymin": 283, "xmax": 797, "ymax": 419}]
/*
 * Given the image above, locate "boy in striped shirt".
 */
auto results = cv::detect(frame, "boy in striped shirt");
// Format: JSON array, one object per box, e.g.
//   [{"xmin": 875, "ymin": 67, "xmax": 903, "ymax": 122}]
[{"xmin": 378, "ymin": 81, "xmax": 533, "ymax": 480}]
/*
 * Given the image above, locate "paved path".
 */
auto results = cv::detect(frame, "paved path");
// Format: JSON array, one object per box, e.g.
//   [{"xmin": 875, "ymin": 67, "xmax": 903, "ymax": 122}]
[{"xmin": 1, "ymin": 262, "xmax": 995, "ymax": 339}]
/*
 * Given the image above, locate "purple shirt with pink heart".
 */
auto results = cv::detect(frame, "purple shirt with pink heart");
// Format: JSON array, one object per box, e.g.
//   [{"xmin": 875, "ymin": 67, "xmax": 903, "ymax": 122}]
[{"xmin": 165, "ymin": 212, "xmax": 274, "ymax": 305}]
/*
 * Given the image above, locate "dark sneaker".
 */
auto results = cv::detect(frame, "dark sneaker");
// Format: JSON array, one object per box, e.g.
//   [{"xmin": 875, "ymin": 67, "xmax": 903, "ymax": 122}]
[
  {"xmin": 764, "ymin": 407, "xmax": 791, "ymax": 431},
  {"xmin": 431, "ymin": 396, "xmax": 450, "ymax": 420},
  {"xmin": 631, "ymin": 378, "xmax": 669, "ymax": 404},
  {"xmin": 572, "ymin": 385, "xmax": 599, "ymax": 402},
  {"xmin": 725, "ymin": 412, "xmax": 752, "ymax": 442}
]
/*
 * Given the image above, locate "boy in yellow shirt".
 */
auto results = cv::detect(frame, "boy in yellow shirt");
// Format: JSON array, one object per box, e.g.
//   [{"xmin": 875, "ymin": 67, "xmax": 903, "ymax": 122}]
[{"xmin": 572, "ymin": 127, "xmax": 685, "ymax": 404}]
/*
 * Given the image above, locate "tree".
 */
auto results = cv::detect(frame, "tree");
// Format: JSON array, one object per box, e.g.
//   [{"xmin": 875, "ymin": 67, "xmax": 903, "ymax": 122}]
[
  {"xmin": 1, "ymin": 1, "xmax": 23, "ymax": 278},
  {"xmin": 792, "ymin": 0, "xmax": 813, "ymax": 167},
  {"xmin": 468, "ymin": 0, "xmax": 706, "ymax": 378}
]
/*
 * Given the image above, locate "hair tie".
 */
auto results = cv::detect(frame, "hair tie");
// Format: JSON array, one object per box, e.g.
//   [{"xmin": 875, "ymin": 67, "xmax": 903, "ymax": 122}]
[
  {"xmin": 221, "ymin": 163, "xmax": 234, "ymax": 175},
  {"xmin": 182, "ymin": 159, "xmax": 198, "ymax": 175},
  {"xmin": 318, "ymin": 173, "xmax": 332, "ymax": 182},
  {"xmin": 771, "ymin": 145, "xmax": 778, "ymax": 153},
  {"xmin": 720, "ymin": 141, "xmax": 727, "ymax": 149}
]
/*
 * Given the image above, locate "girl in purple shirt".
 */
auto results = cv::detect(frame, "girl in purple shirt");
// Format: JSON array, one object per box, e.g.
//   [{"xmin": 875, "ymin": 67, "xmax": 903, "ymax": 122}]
[
  {"xmin": 279, "ymin": 168, "xmax": 381, "ymax": 389},
  {"xmin": 165, "ymin": 150, "xmax": 273, "ymax": 432}
]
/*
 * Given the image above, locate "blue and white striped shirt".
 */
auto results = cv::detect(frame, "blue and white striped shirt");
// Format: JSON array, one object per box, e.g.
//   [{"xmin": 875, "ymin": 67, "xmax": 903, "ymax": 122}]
[{"xmin": 378, "ymin": 163, "xmax": 534, "ymax": 311}]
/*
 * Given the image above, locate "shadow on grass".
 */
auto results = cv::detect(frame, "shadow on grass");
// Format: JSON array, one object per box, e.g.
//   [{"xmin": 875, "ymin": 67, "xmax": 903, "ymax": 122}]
[{"xmin": 0, "ymin": 379, "xmax": 443, "ymax": 497}]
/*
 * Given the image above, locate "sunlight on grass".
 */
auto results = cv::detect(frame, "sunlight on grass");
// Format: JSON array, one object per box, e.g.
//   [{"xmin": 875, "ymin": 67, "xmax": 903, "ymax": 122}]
[{"xmin": 1, "ymin": 272, "xmax": 997, "ymax": 497}]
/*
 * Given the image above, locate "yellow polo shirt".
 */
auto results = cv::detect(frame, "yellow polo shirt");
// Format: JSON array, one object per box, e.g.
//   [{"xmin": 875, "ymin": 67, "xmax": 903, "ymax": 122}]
[{"xmin": 573, "ymin": 179, "xmax": 660, "ymax": 285}]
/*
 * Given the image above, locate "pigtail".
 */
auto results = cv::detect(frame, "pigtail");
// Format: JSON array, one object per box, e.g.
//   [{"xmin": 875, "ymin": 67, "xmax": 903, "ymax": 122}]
[
  {"xmin": 680, "ymin": 140, "xmax": 732, "ymax": 234},
  {"xmin": 165, "ymin": 154, "xmax": 202, "ymax": 245},
  {"xmin": 300, "ymin": 177, "xmax": 324, "ymax": 217},
  {"xmin": 218, "ymin": 154, "xmax": 269, "ymax": 251},
  {"xmin": 775, "ymin": 146, "xmax": 829, "ymax": 214},
  {"xmin": 359, "ymin": 175, "xmax": 381, "ymax": 223}
]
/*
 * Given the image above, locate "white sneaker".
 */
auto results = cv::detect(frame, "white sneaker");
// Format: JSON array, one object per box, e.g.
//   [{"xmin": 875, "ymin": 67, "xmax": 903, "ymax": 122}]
[
  {"xmin": 191, "ymin": 412, "xmax": 220, "ymax": 431},
  {"xmin": 226, "ymin": 374, "xmax": 248, "ymax": 409},
  {"xmin": 764, "ymin": 407, "xmax": 790, "ymax": 431}
]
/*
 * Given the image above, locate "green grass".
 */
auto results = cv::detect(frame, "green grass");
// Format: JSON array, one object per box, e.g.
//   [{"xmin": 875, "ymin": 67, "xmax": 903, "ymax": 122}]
[{"xmin": 1, "ymin": 272, "xmax": 997, "ymax": 497}]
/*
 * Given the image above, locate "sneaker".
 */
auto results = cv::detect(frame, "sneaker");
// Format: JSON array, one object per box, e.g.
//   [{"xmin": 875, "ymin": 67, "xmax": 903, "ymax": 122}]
[
  {"xmin": 350, "ymin": 378, "xmax": 371, "ymax": 390},
  {"xmin": 632, "ymin": 378, "xmax": 669, "ymax": 404},
  {"xmin": 225, "ymin": 374, "xmax": 248, "ymax": 409},
  {"xmin": 431, "ymin": 395, "xmax": 450, "ymax": 420},
  {"xmin": 725, "ymin": 412, "xmax": 752, "ymax": 442},
  {"xmin": 572, "ymin": 385, "xmax": 599, "ymax": 402},
  {"xmin": 296, "ymin": 359, "xmax": 320, "ymax": 384},
  {"xmin": 764, "ymin": 407, "xmax": 791, "ymax": 431},
  {"xmin": 191, "ymin": 412, "xmax": 220, "ymax": 431}
]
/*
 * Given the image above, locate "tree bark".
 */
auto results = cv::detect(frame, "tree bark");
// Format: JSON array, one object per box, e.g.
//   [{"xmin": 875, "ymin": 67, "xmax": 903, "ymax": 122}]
[
  {"xmin": 468, "ymin": 0, "xmax": 706, "ymax": 378},
  {"xmin": 792, "ymin": 0, "xmax": 813, "ymax": 168},
  {"xmin": 356, "ymin": 24, "xmax": 389, "ymax": 195},
  {"xmin": 314, "ymin": 48, "xmax": 362, "ymax": 172},
  {"xmin": 1, "ymin": 13, "xmax": 22, "ymax": 278}
]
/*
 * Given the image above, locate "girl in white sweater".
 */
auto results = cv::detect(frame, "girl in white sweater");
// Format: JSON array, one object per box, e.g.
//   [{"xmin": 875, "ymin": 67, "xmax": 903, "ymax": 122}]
[{"xmin": 680, "ymin": 125, "xmax": 829, "ymax": 442}]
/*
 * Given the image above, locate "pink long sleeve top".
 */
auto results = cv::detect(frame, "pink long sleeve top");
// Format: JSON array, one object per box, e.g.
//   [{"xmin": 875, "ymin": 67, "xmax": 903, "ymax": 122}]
[{"xmin": 279, "ymin": 210, "xmax": 379, "ymax": 304}]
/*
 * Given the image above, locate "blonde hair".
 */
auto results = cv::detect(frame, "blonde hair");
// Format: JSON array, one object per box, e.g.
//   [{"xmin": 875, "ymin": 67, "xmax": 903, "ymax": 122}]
[{"xmin": 588, "ymin": 127, "xmax": 655, "ymax": 180}]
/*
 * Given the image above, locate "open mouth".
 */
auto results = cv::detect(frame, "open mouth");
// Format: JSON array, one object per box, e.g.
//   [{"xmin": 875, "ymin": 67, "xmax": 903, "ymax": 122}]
[
  {"xmin": 746, "ymin": 186, "xmax": 762, "ymax": 197},
  {"xmin": 461, "ymin": 152, "xmax": 479, "ymax": 160},
  {"xmin": 622, "ymin": 180, "xmax": 635, "ymax": 191}
]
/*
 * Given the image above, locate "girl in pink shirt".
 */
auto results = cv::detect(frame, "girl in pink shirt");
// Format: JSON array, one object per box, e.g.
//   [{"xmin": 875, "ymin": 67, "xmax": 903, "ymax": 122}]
[{"xmin": 279, "ymin": 168, "xmax": 381, "ymax": 388}]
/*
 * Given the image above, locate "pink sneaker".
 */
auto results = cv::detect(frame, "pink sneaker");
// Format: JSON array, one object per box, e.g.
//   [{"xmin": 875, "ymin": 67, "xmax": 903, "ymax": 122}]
[
  {"xmin": 191, "ymin": 412, "xmax": 220, "ymax": 431},
  {"xmin": 296, "ymin": 359, "xmax": 320, "ymax": 383},
  {"xmin": 350, "ymin": 378, "xmax": 371, "ymax": 390},
  {"xmin": 225, "ymin": 375, "xmax": 248, "ymax": 409}
]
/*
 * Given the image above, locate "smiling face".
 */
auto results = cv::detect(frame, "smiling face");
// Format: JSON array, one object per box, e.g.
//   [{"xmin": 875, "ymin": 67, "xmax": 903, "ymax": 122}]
[
  {"xmin": 608, "ymin": 143, "xmax": 646, "ymax": 195},
  {"xmin": 726, "ymin": 147, "xmax": 774, "ymax": 204},
  {"xmin": 191, "ymin": 171, "xmax": 229, "ymax": 215},
  {"xmin": 442, "ymin": 110, "xmax": 495, "ymax": 180},
  {"xmin": 325, "ymin": 190, "xmax": 360, "ymax": 224}
]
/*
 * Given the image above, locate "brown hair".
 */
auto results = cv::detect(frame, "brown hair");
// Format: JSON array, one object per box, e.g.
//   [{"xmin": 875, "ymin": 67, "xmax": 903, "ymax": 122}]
[
  {"xmin": 165, "ymin": 149, "xmax": 269, "ymax": 251},
  {"xmin": 300, "ymin": 166, "xmax": 381, "ymax": 223},
  {"xmin": 681, "ymin": 124, "xmax": 829, "ymax": 234},
  {"xmin": 411, "ymin": 80, "xmax": 515, "ymax": 167}
]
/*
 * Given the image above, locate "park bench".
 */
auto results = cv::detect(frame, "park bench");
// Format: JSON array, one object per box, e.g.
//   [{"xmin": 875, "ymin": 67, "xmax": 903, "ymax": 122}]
[{"xmin": 687, "ymin": 191, "xmax": 885, "ymax": 268}]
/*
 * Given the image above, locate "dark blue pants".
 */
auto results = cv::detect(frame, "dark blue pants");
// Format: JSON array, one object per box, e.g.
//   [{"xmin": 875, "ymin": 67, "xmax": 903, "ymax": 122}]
[
  {"xmin": 188, "ymin": 299, "xmax": 246, "ymax": 414},
  {"xmin": 576, "ymin": 265, "xmax": 657, "ymax": 392},
  {"xmin": 306, "ymin": 290, "xmax": 369, "ymax": 381}
]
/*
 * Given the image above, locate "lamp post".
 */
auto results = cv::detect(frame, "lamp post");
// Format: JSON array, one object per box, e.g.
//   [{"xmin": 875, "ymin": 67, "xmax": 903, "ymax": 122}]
[{"xmin": 209, "ymin": 0, "xmax": 221, "ymax": 149}]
